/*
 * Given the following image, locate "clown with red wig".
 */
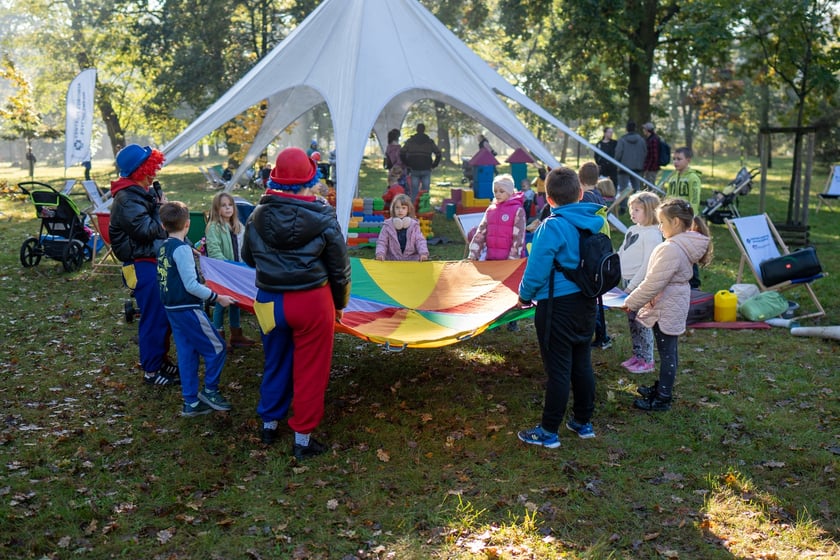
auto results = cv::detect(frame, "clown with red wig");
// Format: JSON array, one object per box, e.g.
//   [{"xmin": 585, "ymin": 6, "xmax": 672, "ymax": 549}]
[
  {"xmin": 109, "ymin": 144, "xmax": 180, "ymax": 386},
  {"xmin": 242, "ymin": 147, "xmax": 351, "ymax": 460}
]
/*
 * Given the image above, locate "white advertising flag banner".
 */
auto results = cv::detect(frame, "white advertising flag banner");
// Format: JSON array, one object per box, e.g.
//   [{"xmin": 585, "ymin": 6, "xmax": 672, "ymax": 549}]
[{"xmin": 65, "ymin": 68, "xmax": 96, "ymax": 169}]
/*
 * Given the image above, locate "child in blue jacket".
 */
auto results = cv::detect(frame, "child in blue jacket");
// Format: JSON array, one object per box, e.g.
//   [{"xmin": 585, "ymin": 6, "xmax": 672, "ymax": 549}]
[{"xmin": 516, "ymin": 167, "xmax": 604, "ymax": 448}]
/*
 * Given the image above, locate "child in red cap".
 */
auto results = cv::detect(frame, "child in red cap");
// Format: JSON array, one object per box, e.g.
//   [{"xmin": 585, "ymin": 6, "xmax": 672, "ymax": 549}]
[{"xmin": 242, "ymin": 147, "xmax": 352, "ymax": 460}]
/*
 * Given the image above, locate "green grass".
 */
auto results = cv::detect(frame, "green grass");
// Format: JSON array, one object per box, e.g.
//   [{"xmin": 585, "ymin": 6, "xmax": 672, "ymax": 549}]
[{"xmin": 0, "ymin": 156, "xmax": 838, "ymax": 559}]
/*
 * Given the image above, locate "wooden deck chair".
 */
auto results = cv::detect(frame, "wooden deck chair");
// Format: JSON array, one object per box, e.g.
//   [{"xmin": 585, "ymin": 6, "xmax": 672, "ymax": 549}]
[
  {"xmin": 454, "ymin": 212, "xmax": 484, "ymax": 258},
  {"xmin": 815, "ymin": 164, "xmax": 840, "ymax": 213},
  {"xmin": 90, "ymin": 211, "xmax": 120, "ymax": 272},
  {"xmin": 60, "ymin": 179, "xmax": 77, "ymax": 195},
  {"xmin": 725, "ymin": 214, "xmax": 825, "ymax": 320},
  {"xmin": 81, "ymin": 180, "xmax": 112, "ymax": 213},
  {"xmin": 187, "ymin": 210, "xmax": 208, "ymax": 246},
  {"xmin": 199, "ymin": 166, "xmax": 225, "ymax": 188},
  {"xmin": 607, "ymin": 187, "xmax": 633, "ymax": 216}
]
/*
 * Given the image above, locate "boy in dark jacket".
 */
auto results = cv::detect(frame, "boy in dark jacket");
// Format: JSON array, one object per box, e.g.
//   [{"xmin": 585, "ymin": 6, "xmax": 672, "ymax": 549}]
[
  {"xmin": 109, "ymin": 144, "xmax": 179, "ymax": 386},
  {"xmin": 242, "ymin": 147, "xmax": 352, "ymax": 460}
]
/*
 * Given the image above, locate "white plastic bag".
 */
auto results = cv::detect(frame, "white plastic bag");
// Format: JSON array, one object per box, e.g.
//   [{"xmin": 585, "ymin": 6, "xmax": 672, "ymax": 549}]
[{"xmin": 730, "ymin": 283, "xmax": 760, "ymax": 305}]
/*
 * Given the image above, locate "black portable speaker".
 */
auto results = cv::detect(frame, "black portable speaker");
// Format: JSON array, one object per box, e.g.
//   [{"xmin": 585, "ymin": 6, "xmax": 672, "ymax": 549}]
[{"xmin": 759, "ymin": 247, "xmax": 822, "ymax": 286}]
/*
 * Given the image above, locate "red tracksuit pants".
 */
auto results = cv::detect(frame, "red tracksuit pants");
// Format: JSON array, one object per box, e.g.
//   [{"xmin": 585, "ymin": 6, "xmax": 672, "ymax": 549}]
[{"xmin": 255, "ymin": 284, "xmax": 335, "ymax": 434}]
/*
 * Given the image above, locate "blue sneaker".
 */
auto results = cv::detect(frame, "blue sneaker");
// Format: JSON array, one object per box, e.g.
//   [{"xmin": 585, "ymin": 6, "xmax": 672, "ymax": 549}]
[
  {"xmin": 181, "ymin": 400, "xmax": 212, "ymax": 418},
  {"xmin": 198, "ymin": 389, "xmax": 232, "ymax": 411},
  {"xmin": 566, "ymin": 418, "xmax": 596, "ymax": 439},
  {"xmin": 517, "ymin": 425, "xmax": 561, "ymax": 448}
]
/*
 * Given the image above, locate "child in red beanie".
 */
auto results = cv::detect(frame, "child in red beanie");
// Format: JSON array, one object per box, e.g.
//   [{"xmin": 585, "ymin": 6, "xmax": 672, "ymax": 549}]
[{"xmin": 242, "ymin": 147, "xmax": 352, "ymax": 460}]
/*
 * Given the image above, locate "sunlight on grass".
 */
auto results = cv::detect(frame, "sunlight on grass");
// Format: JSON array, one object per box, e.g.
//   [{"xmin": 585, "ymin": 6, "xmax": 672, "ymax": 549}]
[
  {"xmin": 450, "ymin": 347, "xmax": 508, "ymax": 366},
  {"xmin": 703, "ymin": 471, "xmax": 840, "ymax": 560},
  {"xmin": 438, "ymin": 496, "xmax": 564, "ymax": 559}
]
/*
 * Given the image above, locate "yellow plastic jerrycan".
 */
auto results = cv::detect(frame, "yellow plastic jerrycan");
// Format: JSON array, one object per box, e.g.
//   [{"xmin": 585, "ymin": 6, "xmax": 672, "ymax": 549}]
[{"xmin": 714, "ymin": 290, "xmax": 738, "ymax": 322}]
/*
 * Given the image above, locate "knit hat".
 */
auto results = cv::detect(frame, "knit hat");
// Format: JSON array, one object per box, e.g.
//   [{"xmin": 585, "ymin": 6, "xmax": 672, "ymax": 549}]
[
  {"xmin": 267, "ymin": 147, "xmax": 320, "ymax": 193},
  {"xmin": 643, "ymin": 122, "xmax": 655, "ymax": 132},
  {"xmin": 116, "ymin": 144, "xmax": 152, "ymax": 177},
  {"xmin": 493, "ymin": 174, "xmax": 515, "ymax": 195}
]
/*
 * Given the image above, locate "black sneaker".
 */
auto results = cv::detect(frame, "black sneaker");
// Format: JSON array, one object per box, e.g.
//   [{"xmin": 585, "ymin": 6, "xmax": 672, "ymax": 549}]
[
  {"xmin": 591, "ymin": 336, "xmax": 613, "ymax": 350},
  {"xmin": 143, "ymin": 372, "xmax": 178, "ymax": 386},
  {"xmin": 293, "ymin": 438, "xmax": 327, "ymax": 460},
  {"xmin": 633, "ymin": 394, "xmax": 672, "ymax": 412},
  {"xmin": 160, "ymin": 360, "xmax": 180, "ymax": 378},
  {"xmin": 636, "ymin": 381, "xmax": 658, "ymax": 399},
  {"xmin": 260, "ymin": 427, "xmax": 278, "ymax": 445}
]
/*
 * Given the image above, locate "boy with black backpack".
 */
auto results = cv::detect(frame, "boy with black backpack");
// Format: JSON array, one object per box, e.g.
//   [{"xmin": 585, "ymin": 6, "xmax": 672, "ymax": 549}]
[{"xmin": 515, "ymin": 167, "xmax": 607, "ymax": 448}]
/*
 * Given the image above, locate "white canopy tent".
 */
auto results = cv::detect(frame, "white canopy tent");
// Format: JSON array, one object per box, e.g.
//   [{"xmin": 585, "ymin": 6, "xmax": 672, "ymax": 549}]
[{"xmin": 162, "ymin": 0, "xmax": 645, "ymax": 234}]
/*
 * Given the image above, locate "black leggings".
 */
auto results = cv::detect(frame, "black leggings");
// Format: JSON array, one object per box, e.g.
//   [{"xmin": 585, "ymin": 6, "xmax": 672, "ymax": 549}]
[{"xmin": 653, "ymin": 324, "xmax": 678, "ymax": 398}]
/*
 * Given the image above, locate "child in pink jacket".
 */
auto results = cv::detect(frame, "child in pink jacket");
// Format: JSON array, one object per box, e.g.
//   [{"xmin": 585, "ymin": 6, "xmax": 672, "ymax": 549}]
[
  {"xmin": 467, "ymin": 174, "xmax": 526, "ymax": 261},
  {"xmin": 375, "ymin": 194, "xmax": 429, "ymax": 261},
  {"xmin": 623, "ymin": 198, "xmax": 712, "ymax": 412}
]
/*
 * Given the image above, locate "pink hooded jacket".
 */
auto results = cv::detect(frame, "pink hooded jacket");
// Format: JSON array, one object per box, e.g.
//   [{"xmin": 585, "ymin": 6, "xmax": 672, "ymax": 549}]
[{"xmin": 624, "ymin": 230, "xmax": 710, "ymax": 335}]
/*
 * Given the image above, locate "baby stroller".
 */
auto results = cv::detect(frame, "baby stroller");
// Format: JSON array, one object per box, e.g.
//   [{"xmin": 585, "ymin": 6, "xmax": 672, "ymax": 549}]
[
  {"xmin": 18, "ymin": 181, "xmax": 90, "ymax": 272},
  {"xmin": 701, "ymin": 167, "xmax": 759, "ymax": 225}
]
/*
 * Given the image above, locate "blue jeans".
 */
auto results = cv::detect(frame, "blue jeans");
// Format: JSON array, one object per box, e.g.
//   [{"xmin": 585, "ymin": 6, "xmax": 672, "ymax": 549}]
[
  {"xmin": 408, "ymin": 169, "xmax": 432, "ymax": 200},
  {"xmin": 534, "ymin": 292, "xmax": 597, "ymax": 432},
  {"xmin": 167, "ymin": 308, "xmax": 227, "ymax": 404},
  {"xmin": 212, "ymin": 302, "xmax": 240, "ymax": 330}
]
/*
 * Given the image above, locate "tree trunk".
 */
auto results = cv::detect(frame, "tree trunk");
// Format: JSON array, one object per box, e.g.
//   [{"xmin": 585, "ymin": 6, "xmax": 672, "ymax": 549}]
[{"xmin": 626, "ymin": 0, "xmax": 657, "ymax": 124}]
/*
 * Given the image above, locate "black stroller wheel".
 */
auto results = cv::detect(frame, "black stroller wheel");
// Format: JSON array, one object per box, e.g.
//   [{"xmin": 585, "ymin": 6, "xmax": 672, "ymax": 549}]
[
  {"xmin": 62, "ymin": 239, "xmax": 85, "ymax": 272},
  {"xmin": 20, "ymin": 237, "xmax": 42, "ymax": 267}
]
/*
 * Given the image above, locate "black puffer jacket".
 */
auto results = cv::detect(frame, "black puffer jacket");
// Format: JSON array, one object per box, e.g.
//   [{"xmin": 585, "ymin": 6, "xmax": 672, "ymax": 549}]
[
  {"xmin": 108, "ymin": 179, "xmax": 167, "ymax": 262},
  {"xmin": 242, "ymin": 192, "xmax": 351, "ymax": 310}
]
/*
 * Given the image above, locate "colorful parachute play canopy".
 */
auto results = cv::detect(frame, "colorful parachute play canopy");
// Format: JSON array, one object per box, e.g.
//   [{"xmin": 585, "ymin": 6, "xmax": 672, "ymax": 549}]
[{"xmin": 200, "ymin": 256, "xmax": 535, "ymax": 349}]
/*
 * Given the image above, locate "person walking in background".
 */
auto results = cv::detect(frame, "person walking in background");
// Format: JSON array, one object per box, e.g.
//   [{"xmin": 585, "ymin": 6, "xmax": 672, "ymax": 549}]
[
  {"xmin": 158, "ymin": 201, "xmax": 237, "ymax": 417},
  {"xmin": 242, "ymin": 147, "xmax": 351, "ymax": 460},
  {"xmin": 623, "ymin": 198, "xmax": 712, "ymax": 412},
  {"xmin": 595, "ymin": 127, "xmax": 618, "ymax": 187},
  {"xmin": 25, "ymin": 147, "xmax": 36, "ymax": 179},
  {"xmin": 642, "ymin": 122, "xmax": 661, "ymax": 186},
  {"xmin": 384, "ymin": 128, "xmax": 406, "ymax": 187},
  {"xmin": 617, "ymin": 191, "xmax": 662, "ymax": 374},
  {"xmin": 400, "ymin": 123, "xmax": 442, "ymax": 202},
  {"xmin": 205, "ymin": 192, "xmax": 257, "ymax": 350},
  {"xmin": 615, "ymin": 121, "xmax": 647, "ymax": 196},
  {"xmin": 375, "ymin": 193, "xmax": 429, "ymax": 262},
  {"xmin": 109, "ymin": 144, "xmax": 180, "ymax": 386},
  {"xmin": 516, "ymin": 167, "xmax": 603, "ymax": 447}
]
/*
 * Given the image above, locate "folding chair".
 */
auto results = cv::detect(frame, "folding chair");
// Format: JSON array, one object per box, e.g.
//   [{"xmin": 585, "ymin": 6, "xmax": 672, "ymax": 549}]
[
  {"xmin": 454, "ymin": 212, "xmax": 484, "ymax": 258},
  {"xmin": 60, "ymin": 179, "xmax": 77, "ymax": 195},
  {"xmin": 90, "ymin": 211, "xmax": 120, "ymax": 272},
  {"xmin": 815, "ymin": 164, "xmax": 840, "ymax": 213},
  {"xmin": 725, "ymin": 214, "xmax": 825, "ymax": 320},
  {"xmin": 187, "ymin": 210, "xmax": 208, "ymax": 246},
  {"xmin": 81, "ymin": 180, "xmax": 112, "ymax": 213}
]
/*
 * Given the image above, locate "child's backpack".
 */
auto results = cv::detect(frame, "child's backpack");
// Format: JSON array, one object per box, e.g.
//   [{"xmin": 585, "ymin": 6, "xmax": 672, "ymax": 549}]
[
  {"xmin": 658, "ymin": 138, "xmax": 671, "ymax": 167},
  {"xmin": 555, "ymin": 226, "xmax": 622, "ymax": 299}
]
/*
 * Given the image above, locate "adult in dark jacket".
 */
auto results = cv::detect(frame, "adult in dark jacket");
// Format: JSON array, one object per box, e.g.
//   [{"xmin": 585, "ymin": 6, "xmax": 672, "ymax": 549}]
[
  {"xmin": 109, "ymin": 144, "xmax": 179, "ymax": 386},
  {"xmin": 399, "ymin": 123, "xmax": 442, "ymax": 201},
  {"xmin": 642, "ymin": 122, "xmax": 661, "ymax": 186},
  {"xmin": 615, "ymin": 121, "xmax": 647, "ymax": 194},
  {"xmin": 595, "ymin": 127, "xmax": 618, "ymax": 188},
  {"xmin": 242, "ymin": 147, "xmax": 351, "ymax": 460}
]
